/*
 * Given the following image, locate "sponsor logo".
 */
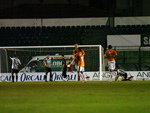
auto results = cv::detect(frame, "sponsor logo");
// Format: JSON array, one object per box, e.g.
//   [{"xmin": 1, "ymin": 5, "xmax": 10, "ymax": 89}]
[
  {"xmin": 53, "ymin": 72, "xmax": 77, "ymax": 81},
  {"xmin": 0, "ymin": 75, "xmax": 12, "ymax": 82},
  {"xmin": 0, "ymin": 72, "xmax": 77, "ymax": 82},
  {"xmin": 20, "ymin": 73, "xmax": 44, "ymax": 81},
  {"xmin": 136, "ymin": 72, "xmax": 150, "ymax": 77},
  {"xmin": 52, "ymin": 61, "xmax": 62, "ymax": 66},
  {"xmin": 92, "ymin": 72, "xmax": 100, "ymax": 80},
  {"xmin": 143, "ymin": 36, "xmax": 150, "ymax": 45},
  {"xmin": 102, "ymin": 72, "xmax": 111, "ymax": 78}
]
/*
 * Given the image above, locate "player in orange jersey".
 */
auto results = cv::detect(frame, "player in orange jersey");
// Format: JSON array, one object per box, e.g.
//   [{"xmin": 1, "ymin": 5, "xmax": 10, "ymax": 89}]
[
  {"xmin": 104, "ymin": 45, "xmax": 117, "ymax": 82},
  {"xmin": 77, "ymin": 48, "xmax": 86, "ymax": 82},
  {"xmin": 71, "ymin": 44, "xmax": 85, "ymax": 81},
  {"xmin": 71, "ymin": 43, "xmax": 85, "ymax": 67}
]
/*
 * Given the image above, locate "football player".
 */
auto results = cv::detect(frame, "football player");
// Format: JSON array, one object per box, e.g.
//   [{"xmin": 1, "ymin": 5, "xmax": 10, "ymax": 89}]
[
  {"xmin": 77, "ymin": 48, "xmax": 86, "ymax": 82},
  {"xmin": 61, "ymin": 55, "xmax": 69, "ymax": 81},
  {"xmin": 43, "ymin": 54, "xmax": 53, "ymax": 82},
  {"xmin": 104, "ymin": 45, "xmax": 117, "ymax": 82},
  {"xmin": 71, "ymin": 43, "xmax": 85, "ymax": 81},
  {"xmin": 10, "ymin": 54, "xmax": 21, "ymax": 82},
  {"xmin": 114, "ymin": 68, "xmax": 134, "ymax": 81}
]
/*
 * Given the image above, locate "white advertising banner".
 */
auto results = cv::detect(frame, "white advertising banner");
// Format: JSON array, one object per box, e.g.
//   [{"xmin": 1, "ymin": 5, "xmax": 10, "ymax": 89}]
[
  {"xmin": 84, "ymin": 72, "xmax": 100, "ymax": 81},
  {"xmin": 1, "ymin": 71, "xmax": 150, "ymax": 82},
  {"xmin": 0, "ymin": 71, "xmax": 101, "ymax": 82},
  {"xmin": 0, "ymin": 72, "xmax": 78, "ymax": 82},
  {"xmin": 102, "ymin": 71, "xmax": 150, "ymax": 81}
]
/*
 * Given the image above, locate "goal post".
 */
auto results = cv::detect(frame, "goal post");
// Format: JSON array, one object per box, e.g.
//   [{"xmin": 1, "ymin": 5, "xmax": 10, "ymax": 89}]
[
  {"xmin": 0, "ymin": 45, "xmax": 105, "ymax": 81},
  {"xmin": 99, "ymin": 45, "xmax": 105, "ymax": 80}
]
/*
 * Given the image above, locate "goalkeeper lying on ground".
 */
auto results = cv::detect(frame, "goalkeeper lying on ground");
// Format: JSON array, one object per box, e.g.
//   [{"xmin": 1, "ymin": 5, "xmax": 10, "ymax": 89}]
[{"xmin": 114, "ymin": 68, "xmax": 133, "ymax": 81}]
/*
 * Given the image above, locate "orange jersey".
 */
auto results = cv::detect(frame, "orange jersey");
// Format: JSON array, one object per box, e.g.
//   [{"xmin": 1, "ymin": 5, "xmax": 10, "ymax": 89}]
[
  {"xmin": 73, "ymin": 48, "xmax": 85, "ymax": 61},
  {"xmin": 78, "ymin": 52, "xmax": 85, "ymax": 67},
  {"xmin": 105, "ymin": 49, "xmax": 117, "ymax": 62},
  {"xmin": 73, "ymin": 48, "xmax": 78, "ymax": 56}
]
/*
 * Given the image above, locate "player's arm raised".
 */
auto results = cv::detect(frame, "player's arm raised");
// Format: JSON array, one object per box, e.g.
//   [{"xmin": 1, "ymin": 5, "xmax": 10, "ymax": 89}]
[
  {"xmin": 81, "ymin": 49, "xmax": 85, "ymax": 56},
  {"xmin": 9, "ymin": 56, "xmax": 12, "ymax": 60}
]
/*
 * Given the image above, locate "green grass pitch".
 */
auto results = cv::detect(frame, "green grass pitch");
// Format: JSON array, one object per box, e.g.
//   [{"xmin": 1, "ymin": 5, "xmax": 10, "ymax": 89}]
[{"xmin": 0, "ymin": 81, "xmax": 150, "ymax": 113}]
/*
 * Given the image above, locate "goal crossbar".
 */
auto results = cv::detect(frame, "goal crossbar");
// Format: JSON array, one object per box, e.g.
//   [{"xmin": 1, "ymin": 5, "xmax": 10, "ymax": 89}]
[{"xmin": 0, "ymin": 45, "xmax": 101, "ymax": 49}]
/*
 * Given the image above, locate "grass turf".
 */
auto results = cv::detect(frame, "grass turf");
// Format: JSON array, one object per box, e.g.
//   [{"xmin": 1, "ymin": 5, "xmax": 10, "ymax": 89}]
[{"xmin": 0, "ymin": 81, "xmax": 150, "ymax": 113}]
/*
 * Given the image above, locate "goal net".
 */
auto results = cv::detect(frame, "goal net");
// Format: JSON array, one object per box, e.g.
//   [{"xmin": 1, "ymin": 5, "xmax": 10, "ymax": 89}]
[{"xmin": 0, "ymin": 45, "xmax": 104, "ymax": 81}]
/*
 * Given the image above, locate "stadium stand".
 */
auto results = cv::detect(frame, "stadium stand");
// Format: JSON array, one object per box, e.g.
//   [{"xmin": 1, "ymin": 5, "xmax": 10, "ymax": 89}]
[
  {"xmin": 0, "ymin": 24, "xmax": 150, "ymax": 46},
  {"xmin": 111, "ymin": 25, "xmax": 150, "ymax": 35},
  {"xmin": 0, "ymin": 25, "xmax": 108, "ymax": 46},
  {"xmin": 0, "ymin": 23, "xmax": 150, "ymax": 71}
]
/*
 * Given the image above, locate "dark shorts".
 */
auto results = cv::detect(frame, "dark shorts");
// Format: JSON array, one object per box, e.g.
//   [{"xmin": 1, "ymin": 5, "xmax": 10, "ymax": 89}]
[
  {"xmin": 12, "ymin": 69, "xmax": 19, "ymax": 73},
  {"xmin": 45, "ymin": 67, "xmax": 52, "ymax": 72},
  {"xmin": 123, "ymin": 73, "xmax": 127, "ymax": 79}
]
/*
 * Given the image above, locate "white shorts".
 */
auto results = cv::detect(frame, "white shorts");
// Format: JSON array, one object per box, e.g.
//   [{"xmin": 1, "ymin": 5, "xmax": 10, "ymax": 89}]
[
  {"xmin": 77, "ymin": 66, "xmax": 85, "ymax": 72},
  {"xmin": 108, "ymin": 61, "xmax": 116, "ymax": 70}
]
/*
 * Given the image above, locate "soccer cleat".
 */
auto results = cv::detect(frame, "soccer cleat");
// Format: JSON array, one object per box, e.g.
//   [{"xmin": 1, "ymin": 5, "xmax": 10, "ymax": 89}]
[
  {"xmin": 50, "ymin": 75, "xmax": 53, "ymax": 82},
  {"xmin": 67, "ymin": 77, "xmax": 70, "ymax": 81},
  {"xmin": 49, "ymin": 79, "xmax": 53, "ymax": 82},
  {"xmin": 129, "ymin": 76, "xmax": 134, "ymax": 78},
  {"xmin": 128, "ymin": 76, "xmax": 134, "ymax": 80},
  {"xmin": 86, "ymin": 76, "xmax": 90, "ymax": 79},
  {"xmin": 63, "ymin": 78, "xmax": 67, "ymax": 81},
  {"xmin": 44, "ymin": 75, "xmax": 48, "ymax": 82}
]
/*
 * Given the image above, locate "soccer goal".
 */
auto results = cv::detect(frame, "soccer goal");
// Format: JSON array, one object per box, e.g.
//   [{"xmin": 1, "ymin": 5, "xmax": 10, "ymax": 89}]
[{"xmin": 0, "ymin": 45, "xmax": 105, "ymax": 82}]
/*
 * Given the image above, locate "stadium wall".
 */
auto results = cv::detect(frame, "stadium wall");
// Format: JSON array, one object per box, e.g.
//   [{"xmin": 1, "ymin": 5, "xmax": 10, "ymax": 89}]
[
  {"xmin": 43, "ymin": 18, "xmax": 107, "ymax": 26},
  {"xmin": 0, "ymin": 18, "xmax": 108, "ymax": 27},
  {"xmin": 1, "ymin": 17, "xmax": 150, "ymax": 27},
  {"xmin": 0, "ymin": 19, "xmax": 41, "ymax": 26},
  {"xmin": 115, "ymin": 17, "xmax": 150, "ymax": 26}
]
